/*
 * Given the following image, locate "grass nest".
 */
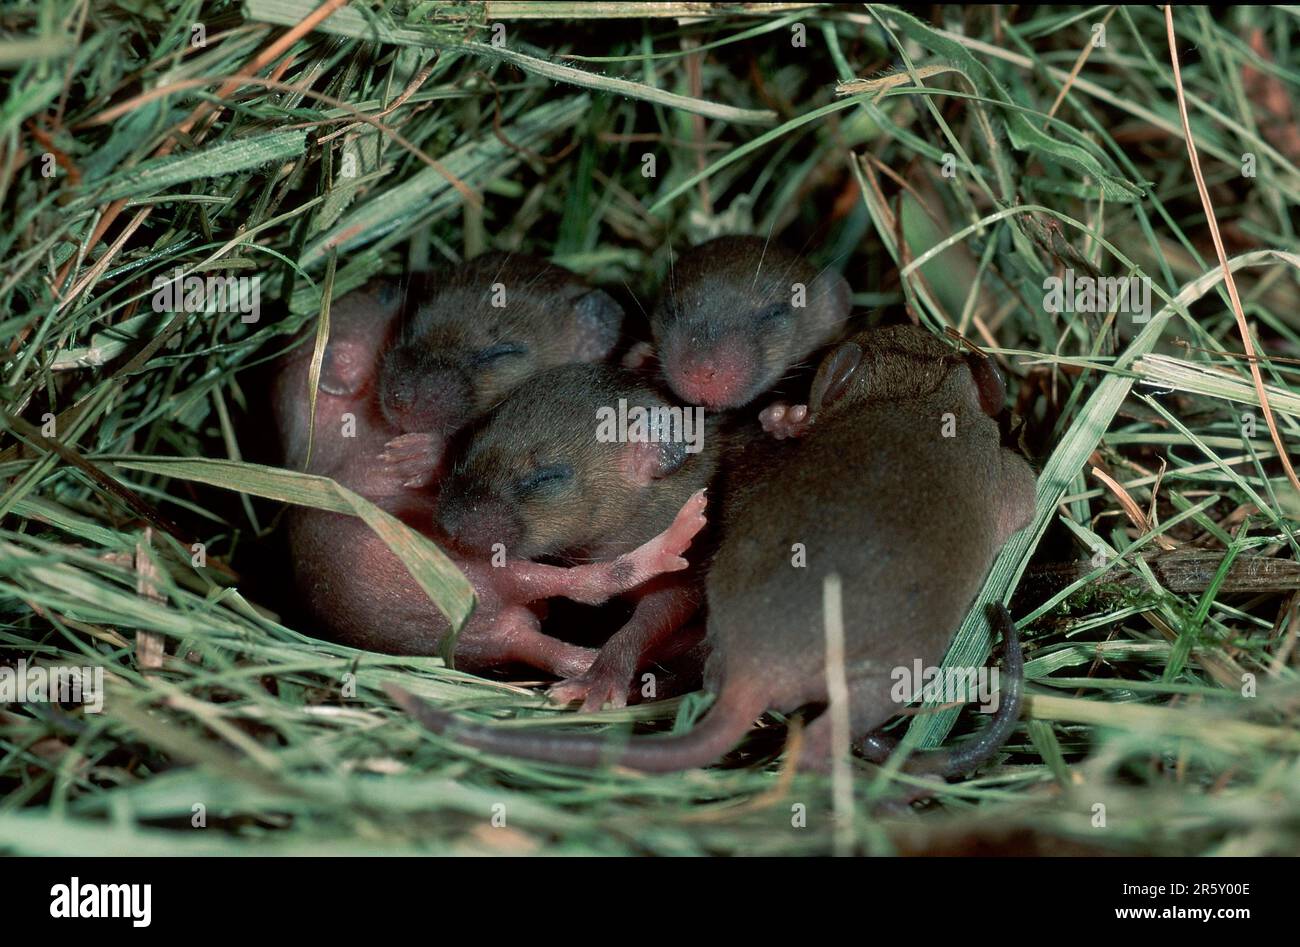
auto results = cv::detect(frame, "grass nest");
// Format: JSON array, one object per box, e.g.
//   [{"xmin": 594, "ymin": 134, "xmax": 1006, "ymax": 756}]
[{"xmin": 1, "ymin": 2, "xmax": 1298, "ymax": 856}]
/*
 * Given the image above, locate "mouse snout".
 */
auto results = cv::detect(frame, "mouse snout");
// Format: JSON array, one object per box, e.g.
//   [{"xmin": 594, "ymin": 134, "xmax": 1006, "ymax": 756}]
[
  {"xmin": 667, "ymin": 343, "xmax": 754, "ymax": 410},
  {"xmin": 380, "ymin": 353, "xmax": 472, "ymax": 437},
  {"xmin": 437, "ymin": 489, "xmax": 524, "ymax": 557}
]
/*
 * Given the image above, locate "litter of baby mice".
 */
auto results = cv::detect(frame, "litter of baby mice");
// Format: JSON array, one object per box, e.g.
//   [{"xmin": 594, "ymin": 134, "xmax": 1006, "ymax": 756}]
[
  {"xmin": 14, "ymin": 6, "xmax": 1291, "ymax": 872},
  {"xmin": 271, "ymin": 250, "xmax": 1037, "ymax": 776},
  {"xmin": 387, "ymin": 325, "xmax": 1035, "ymax": 772}
]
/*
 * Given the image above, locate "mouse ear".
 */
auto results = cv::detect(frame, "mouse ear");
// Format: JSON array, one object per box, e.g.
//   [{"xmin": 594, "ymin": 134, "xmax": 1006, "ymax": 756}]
[
  {"xmin": 569, "ymin": 289, "xmax": 625, "ymax": 362},
  {"xmin": 809, "ymin": 341, "xmax": 863, "ymax": 414},
  {"xmin": 620, "ymin": 439, "xmax": 688, "ymax": 487},
  {"xmin": 966, "ymin": 351, "xmax": 1005, "ymax": 417},
  {"xmin": 812, "ymin": 269, "xmax": 852, "ymax": 324}
]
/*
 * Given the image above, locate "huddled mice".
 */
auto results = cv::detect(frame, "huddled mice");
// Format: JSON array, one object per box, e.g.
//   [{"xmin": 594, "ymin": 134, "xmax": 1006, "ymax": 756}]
[{"xmin": 271, "ymin": 235, "xmax": 1037, "ymax": 774}]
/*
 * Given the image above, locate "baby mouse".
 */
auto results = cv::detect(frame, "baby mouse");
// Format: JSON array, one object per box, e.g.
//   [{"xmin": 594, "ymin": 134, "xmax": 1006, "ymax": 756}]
[
  {"xmin": 377, "ymin": 252, "xmax": 624, "ymax": 466},
  {"xmin": 273, "ymin": 283, "xmax": 703, "ymax": 673},
  {"xmin": 389, "ymin": 324, "xmax": 1037, "ymax": 772},
  {"xmin": 649, "ymin": 235, "xmax": 851, "ymax": 410},
  {"xmin": 435, "ymin": 362, "xmax": 723, "ymax": 708}
]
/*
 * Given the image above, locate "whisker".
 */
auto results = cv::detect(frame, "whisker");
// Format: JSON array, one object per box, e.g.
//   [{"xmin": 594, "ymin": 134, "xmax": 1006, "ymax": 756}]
[
  {"xmin": 489, "ymin": 250, "xmax": 514, "ymax": 292},
  {"xmin": 621, "ymin": 279, "xmax": 649, "ymax": 320},
  {"xmin": 808, "ymin": 246, "xmax": 854, "ymax": 295},
  {"xmin": 752, "ymin": 221, "xmax": 776, "ymax": 290},
  {"xmin": 666, "ymin": 237, "xmax": 678, "ymax": 307}
]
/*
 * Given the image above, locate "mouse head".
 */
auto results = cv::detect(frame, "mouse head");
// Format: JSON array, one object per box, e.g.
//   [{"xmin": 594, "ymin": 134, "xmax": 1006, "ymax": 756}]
[
  {"xmin": 805, "ymin": 324, "xmax": 1006, "ymax": 421},
  {"xmin": 651, "ymin": 236, "xmax": 850, "ymax": 411},
  {"xmin": 377, "ymin": 253, "xmax": 624, "ymax": 439},
  {"xmin": 436, "ymin": 365, "xmax": 691, "ymax": 560}
]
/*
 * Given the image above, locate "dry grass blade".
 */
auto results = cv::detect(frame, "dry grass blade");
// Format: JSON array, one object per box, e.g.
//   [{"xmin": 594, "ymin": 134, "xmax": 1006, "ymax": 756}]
[{"xmin": 1163, "ymin": 5, "xmax": 1299, "ymax": 496}]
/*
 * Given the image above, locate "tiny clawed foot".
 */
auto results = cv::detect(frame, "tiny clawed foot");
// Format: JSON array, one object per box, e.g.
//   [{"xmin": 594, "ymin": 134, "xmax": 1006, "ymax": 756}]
[
  {"xmin": 613, "ymin": 489, "xmax": 708, "ymax": 586},
  {"xmin": 548, "ymin": 668, "xmax": 631, "ymax": 712},
  {"xmin": 379, "ymin": 432, "xmax": 441, "ymax": 488},
  {"xmin": 661, "ymin": 488, "xmax": 708, "ymax": 559},
  {"xmin": 759, "ymin": 402, "xmax": 811, "ymax": 440}
]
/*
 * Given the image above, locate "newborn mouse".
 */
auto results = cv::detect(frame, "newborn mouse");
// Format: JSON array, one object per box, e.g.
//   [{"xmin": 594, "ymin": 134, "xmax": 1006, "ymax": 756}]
[
  {"xmin": 274, "ymin": 282, "xmax": 700, "ymax": 674},
  {"xmin": 650, "ymin": 235, "xmax": 851, "ymax": 410},
  {"xmin": 435, "ymin": 362, "xmax": 724, "ymax": 707},
  {"xmin": 390, "ymin": 324, "xmax": 1037, "ymax": 772},
  {"xmin": 378, "ymin": 252, "xmax": 624, "ymax": 447}
]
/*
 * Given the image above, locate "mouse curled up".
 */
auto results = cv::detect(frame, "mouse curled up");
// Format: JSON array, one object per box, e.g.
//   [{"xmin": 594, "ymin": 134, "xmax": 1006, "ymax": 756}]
[
  {"xmin": 389, "ymin": 324, "xmax": 1037, "ymax": 773},
  {"xmin": 435, "ymin": 362, "xmax": 723, "ymax": 708},
  {"xmin": 272, "ymin": 266, "xmax": 705, "ymax": 674}
]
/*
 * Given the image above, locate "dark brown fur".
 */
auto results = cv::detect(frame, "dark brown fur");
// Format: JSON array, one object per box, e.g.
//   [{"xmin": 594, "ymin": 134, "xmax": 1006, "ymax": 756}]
[
  {"xmin": 434, "ymin": 363, "xmax": 725, "ymax": 706},
  {"xmin": 437, "ymin": 363, "xmax": 722, "ymax": 562},
  {"xmin": 378, "ymin": 253, "xmax": 623, "ymax": 441},
  {"xmin": 391, "ymin": 325, "xmax": 1036, "ymax": 770},
  {"xmin": 696, "ymin": 326, "xmax": 1035, "ymax": 768}
]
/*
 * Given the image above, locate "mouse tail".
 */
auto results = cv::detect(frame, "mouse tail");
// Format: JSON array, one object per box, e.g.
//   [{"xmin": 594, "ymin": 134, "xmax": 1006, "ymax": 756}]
[
  {"xmin": 858, "ymin": 602, "xmax": 1023, "ymax": 777},
  {"xmin": 384, "ymin": 682, "xmax": 765, "ymax": 773}
]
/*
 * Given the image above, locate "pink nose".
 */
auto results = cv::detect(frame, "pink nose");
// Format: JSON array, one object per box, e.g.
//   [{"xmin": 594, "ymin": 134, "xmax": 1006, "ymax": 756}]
[{"xmin": 671, "ymin": 351, "xmax": 749, "ymax": 409}]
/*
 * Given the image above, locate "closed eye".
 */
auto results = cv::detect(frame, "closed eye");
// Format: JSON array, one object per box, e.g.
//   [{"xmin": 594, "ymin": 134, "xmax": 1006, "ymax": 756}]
[
  {"xmin": 473, "ymin": 341, "xmax": 528, "ymax": 365},
  {"xmin": 515, "ymin": 462, "xmax": 574, "ymax": 495},
  {"xmin": 754, "ymin": 302, "xmax": 790, "ymax": 327}
]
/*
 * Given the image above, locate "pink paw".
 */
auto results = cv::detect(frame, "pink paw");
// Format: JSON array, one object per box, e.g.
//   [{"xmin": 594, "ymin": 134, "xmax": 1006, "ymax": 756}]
[
  {"xmin": 620, "ymin": 489, "xmax": 707, "ymax": 580},
  {"xmin": 379, "ymin": 432, "xmax": 442, "ymax": 488},
  {"xmin": 759, "ymin": 401, "xmax": 811, "ymax": 440},
  {"xmin": 549, "ymin": 667, "xmax": 632, "ymax": 712},
  {"xmin": 555, "ymin": 491, "xmax": 707, "ymax": 606}
]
